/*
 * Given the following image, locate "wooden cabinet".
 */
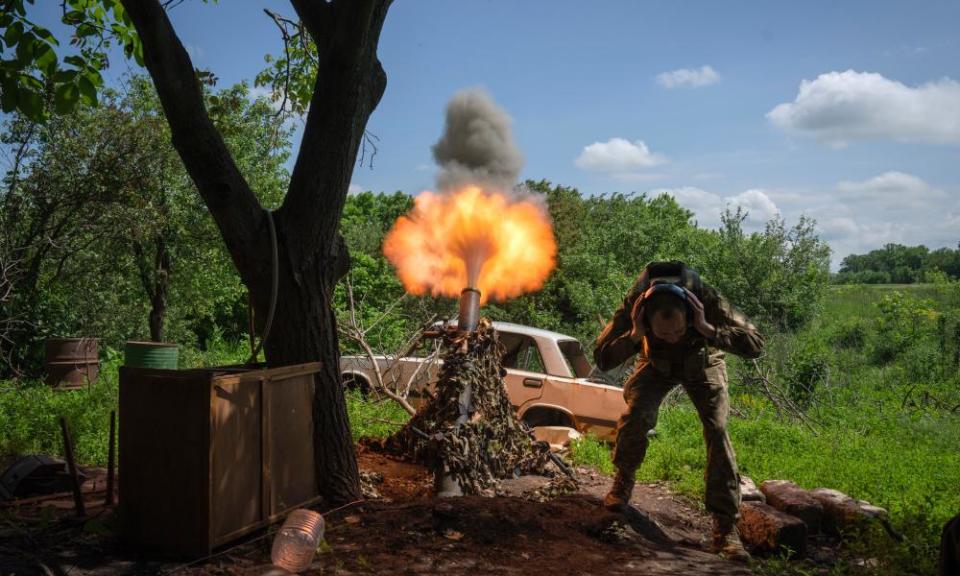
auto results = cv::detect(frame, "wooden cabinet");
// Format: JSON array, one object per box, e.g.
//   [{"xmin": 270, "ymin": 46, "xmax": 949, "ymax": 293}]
[{"xmin": 119, "ymin": 362, "xmax": 323, "ymax": 557}]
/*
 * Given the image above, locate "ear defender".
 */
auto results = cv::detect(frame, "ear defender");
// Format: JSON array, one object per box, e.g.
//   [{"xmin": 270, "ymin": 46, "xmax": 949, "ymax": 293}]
[{"xmin": 642, "ymin": 282, "xmax": 695, "ymax": 327}]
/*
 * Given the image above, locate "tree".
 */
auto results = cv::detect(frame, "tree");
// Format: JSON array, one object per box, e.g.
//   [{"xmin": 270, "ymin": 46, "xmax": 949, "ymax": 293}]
[
  {"xmin": 0, "ymin": 76, "xmax": 290, "ymax": 372},
  {"xmin": 3, "ymin": 0, "xmax": 392, "ymax": 503},
  {"xmin": 117, "ymin": 0, "xmax": 393, "ymax": 504},
  {"xmin": 0, "ymin": 100, "xmax": 145, "ymax": 374},
  {"xmin": 115, "ymin": 77, "xmax": 291, "ymax": 343}
]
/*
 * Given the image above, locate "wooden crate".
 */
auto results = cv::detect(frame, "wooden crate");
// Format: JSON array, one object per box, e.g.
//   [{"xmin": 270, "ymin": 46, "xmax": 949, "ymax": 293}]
[{"xmin": 119, "ymin": 362, "xmax": 323, "ymax": 557}]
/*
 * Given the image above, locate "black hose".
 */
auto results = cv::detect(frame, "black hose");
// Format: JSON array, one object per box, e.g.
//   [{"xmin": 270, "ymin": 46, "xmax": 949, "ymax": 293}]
[{"xmin": 247, "ymin": 209, "xmax": 278, "ymax": 365}]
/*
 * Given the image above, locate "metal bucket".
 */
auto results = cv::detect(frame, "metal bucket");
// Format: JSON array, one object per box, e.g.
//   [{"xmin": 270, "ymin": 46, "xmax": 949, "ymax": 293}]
[
  {"xmin": 124, "ymin": 341, "xmax": 179, "ymax": 369},
  {"xmin": 44, "ymin": 338, "xmax": 99, "ymax": 389}
]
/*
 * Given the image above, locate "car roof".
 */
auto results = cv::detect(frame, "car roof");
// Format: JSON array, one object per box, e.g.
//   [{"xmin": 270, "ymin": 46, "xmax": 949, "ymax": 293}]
[
  {"xmin": 434, "ymin": 319, "xmax": 579, "ymax": 342},
  {"xmin": 490, "ymin": 321, "xmax": 579, "ymax": 342}
]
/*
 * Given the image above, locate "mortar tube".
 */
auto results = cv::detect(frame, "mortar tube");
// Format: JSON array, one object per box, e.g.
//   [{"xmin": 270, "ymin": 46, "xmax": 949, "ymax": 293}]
[{"xmin": 457, "ymin": 287, "xmax": 481, "ymax": 332}]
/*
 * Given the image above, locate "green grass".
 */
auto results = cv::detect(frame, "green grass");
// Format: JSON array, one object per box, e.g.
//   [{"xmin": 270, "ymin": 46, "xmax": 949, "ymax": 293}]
[
  {"xmin": 0, "ymin": 337, "xmax": 255, "ymax": 466},
  {"xmin": 345, "ymin": 389, "xmax": 410, "ymax": 441},
  {"xmin": 2, "ymin": 283, "xmax": 957, "ymax": 574},
  {"xmin": 571, "ymin": 282, "xmax": 960, "ymax": 575}
]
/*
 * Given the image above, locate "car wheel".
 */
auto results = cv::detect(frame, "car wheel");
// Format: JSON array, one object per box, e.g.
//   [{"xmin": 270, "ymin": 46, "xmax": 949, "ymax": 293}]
[{"xmin": 341, "ymin": 374, "xmax": 371, "ymax": 398}]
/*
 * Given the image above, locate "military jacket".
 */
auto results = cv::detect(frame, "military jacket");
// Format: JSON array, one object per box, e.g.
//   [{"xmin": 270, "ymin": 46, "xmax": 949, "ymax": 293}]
[{"xmin": 594, "ymin": 279, "xmax": 764, "ymax": 374}]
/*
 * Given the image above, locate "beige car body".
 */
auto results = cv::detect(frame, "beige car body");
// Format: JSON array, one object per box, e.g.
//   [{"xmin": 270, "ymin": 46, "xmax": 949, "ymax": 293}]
[{"xmin": 339, "ymin": 321, "xmax": 628, "ymax": 441}]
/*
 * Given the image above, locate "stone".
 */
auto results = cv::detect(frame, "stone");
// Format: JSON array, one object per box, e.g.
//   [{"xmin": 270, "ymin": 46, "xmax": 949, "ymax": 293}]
[
  {"xmin": 856, "ymin": 500, "xmax": 889, "ymax": 520},
  {"xmin": 810, "ymin": 488, "xmax": 876, "ymax": 534},
  {"xmin": 739, "ymin": 475, "xmax": 765, "ymax": 503},
  {"xmin": 760, "ymin": 480, "xmax": 824, "ymax": 532},
  {"xmin": 737, "ymin": 501, "xmax": 807, "ymax": 557}
]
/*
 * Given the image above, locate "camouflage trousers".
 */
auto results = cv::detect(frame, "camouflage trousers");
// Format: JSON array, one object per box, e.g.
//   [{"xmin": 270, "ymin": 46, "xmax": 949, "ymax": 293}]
[{"xmin": 611, "ymin": 350, "xmax": 741, "ymax": 522}]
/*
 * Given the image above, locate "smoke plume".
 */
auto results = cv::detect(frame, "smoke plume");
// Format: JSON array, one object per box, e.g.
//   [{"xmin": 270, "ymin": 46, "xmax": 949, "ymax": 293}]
[{"xmin": 432, "ymin": 89, "xmax": 524, "ymax": 192}]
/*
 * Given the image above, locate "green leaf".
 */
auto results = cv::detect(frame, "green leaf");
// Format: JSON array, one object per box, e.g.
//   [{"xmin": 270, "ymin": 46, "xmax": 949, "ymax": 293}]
[
  {"xmin": 0, "ymin": 76, "xmax": 18, "ymax": 113},
  {"xmin": 17, "ymin": 85, "xmax": 44, "ymax": 119},
  {"xmin": 32, "ymin": 25, "xmax": 57, "ymax": 44},
  {"xmin": 75, "ymin": 23, "xmax": 97, "ymax": 38},
  {"xmin": 64, "ymin": 54, "xmax": 86, "ymax": 68},
  {"xmin": 15, "ymin": 31, "xmax": 34, "ymax": 66},
  {"xmin": 34, "ymin": 42, "xmax": 56, "ymax": 71},
  {"xmin": 133, "ymin": 40, "xmax": 144, "ymax": 67},
  {"xmin": 53, "ymin": 68, "xmax": 79, "ymax": 83},
  {"xmin": 54, "ymin": 81, "xmax": 80, "ymax": 114},
  {"xmin": 62, "ymin": 10, "xmax": 86, "ymax": 25},
  {"xmin": 4, "ymin": 21, "xmax": 23, "ymax": 46},
  {"xmin": 78, "ymin": 73, "xmax": 97, "ymax": 105}
]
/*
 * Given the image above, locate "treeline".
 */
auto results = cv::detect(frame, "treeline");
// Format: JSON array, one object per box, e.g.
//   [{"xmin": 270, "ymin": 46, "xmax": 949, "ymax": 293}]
[
  {"xmin": 834, "ymin": 243, "xmax": 960, "ymax": 284},
  {"xmin": 1, "ymin": 76, "xmax": 832, "ymax": 378},
  {"xmin": 340, "ymin": 182, "xmax": 832, "ymax": 352}
]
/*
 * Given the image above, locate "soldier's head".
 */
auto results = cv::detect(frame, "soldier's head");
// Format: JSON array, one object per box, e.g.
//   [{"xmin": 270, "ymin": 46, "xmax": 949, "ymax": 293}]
[{"xmin": 643, "ymin": 290, "xmax": 688, "ymax": 344}]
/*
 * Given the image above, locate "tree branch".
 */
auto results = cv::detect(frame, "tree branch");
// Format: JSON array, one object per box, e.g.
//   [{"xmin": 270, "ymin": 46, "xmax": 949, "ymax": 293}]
[
  {"xmin": 280, "ymin": 0, "xmax": 392, "ymax": 261},
  {"xmin": 119, "ymin": 0, "xmax": 269, "ymax": 285}
]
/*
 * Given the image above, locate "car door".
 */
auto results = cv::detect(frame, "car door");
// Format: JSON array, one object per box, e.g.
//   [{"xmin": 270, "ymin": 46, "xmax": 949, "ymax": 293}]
[
  {"xmin": 498, "ymin": 331, "xmax": 546, "ymax": 411},
  {"xmin": 563, "ymin": 380, "xmax": 627, "ymax": 441}
]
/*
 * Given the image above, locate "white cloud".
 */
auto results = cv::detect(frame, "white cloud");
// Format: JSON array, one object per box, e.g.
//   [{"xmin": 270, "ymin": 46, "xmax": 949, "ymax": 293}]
[
  {"xmin": 786, "ymin": 171, "xmax": 958, "ymax": 268},
  {"xmin": 656, "ymin": 66, "xmax": 721, "ymax": 88},
  {"xmin": 249, "ymin": 85, "xmax": 286, "ymax": 113},
  {"xmin": 835, "ymin": 171, "xmax": 931, "ymax": 195},
  {"xmin": 348, "ymin": 184, "xmax": 365, "ymax": 195},
  {"xmin": 654, "ymin": 172, "xmax": 957, "ymax": 270},
  {"xmin": 727, "ymin": 189, "xmax": 780, "ymax": 223},
  {"xmin": 575, "ymin": 138, "xmax": 667, "ymax": 178},
  {"xmin": 768, "ymin": 70, "xmax": 960, "ymax": 145},
  {"xmin": 652, "ymin": 187, "xmax": 779, "ymax": 230}
]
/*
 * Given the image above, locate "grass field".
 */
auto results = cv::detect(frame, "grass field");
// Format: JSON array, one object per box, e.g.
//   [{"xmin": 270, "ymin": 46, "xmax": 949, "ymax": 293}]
[
  {"xmin": 570, "ymin": 282, "xmax": 960, "ymax": 574},
  {"xmin": 2, "ymin": 283, "xmax": 958, "ymax": 574}
]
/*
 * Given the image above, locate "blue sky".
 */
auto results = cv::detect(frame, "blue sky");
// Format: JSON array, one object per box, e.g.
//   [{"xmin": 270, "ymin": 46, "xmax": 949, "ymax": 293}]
[{"xmin": 29, "ymin": 1, "xmax": 960, "ymax": 267}]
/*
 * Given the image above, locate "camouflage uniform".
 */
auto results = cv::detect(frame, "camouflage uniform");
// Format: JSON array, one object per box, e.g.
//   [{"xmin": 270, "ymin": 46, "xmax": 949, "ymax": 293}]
[{"xmin": 595, "ymin": 277, "xmax": 764, "ymax": 523}]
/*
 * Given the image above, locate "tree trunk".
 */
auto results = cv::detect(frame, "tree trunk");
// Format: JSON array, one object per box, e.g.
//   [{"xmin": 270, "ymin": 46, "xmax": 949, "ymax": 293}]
[
  {"xmin": 148, "ymin": 235, "xmax": 170, "ymax": 343},
  {"xmin": 122, "ymin": 0, "xmax": 393, "ymax": 507},
  {"xmin": 258, "ymin": 218, "xmax": 356, "ymax": 501}
]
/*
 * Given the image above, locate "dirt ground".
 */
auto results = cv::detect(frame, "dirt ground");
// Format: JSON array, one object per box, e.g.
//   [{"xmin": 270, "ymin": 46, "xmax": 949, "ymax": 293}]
[{"xmin": 0, "ymin": 449, "xmax": 755, "ymax": 575}]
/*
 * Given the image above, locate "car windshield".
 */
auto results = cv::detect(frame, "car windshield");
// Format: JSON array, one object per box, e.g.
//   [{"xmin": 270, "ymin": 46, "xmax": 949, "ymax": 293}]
[{"xmin": 557, "ymin": 339, "xmax": 594, "ymax": 379}]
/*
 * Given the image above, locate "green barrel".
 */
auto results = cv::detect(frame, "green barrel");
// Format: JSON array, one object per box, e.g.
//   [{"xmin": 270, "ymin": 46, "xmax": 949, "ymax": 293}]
[{"xmin": 124, "ymin": 341, "xmax": 179, "ymax": 369}]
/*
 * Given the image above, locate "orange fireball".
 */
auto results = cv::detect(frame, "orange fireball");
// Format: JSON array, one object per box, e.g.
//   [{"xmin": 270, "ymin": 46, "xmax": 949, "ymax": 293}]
[{"xmin": 383, "ymin": 186, "xmax": 556, "ymax": 303}]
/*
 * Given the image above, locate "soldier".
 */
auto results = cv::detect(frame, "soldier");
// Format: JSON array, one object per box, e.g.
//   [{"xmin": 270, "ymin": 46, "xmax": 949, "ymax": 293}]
[{"xmin": 594, "ymin": 261, "xmax": 764, "ymax": 561}]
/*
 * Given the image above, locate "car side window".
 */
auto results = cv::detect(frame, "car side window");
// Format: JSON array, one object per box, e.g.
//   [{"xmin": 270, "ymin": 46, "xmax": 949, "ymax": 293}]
[
  {"xmin": 519, "ymin": 342, "xmax": 545, "ymax": 373},
  {"xmin": 500, "ymin": 332, "xmax": 545, "ymax": 374}
]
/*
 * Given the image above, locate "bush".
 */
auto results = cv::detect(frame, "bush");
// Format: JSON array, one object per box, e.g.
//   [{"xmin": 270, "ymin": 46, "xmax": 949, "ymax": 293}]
[
  {"xmin": 831, "ymin": 320, "xmax": 867, "ymax": 350},
  {"xmin": 784, "ymin": 337, "xmax": 830, "ymax": 406}
]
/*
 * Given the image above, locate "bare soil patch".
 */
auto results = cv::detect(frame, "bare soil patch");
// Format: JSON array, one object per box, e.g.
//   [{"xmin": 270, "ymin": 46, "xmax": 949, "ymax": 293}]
[{"xmin": 0, "ymin": 449, "xmax": 752, "ymax": 575}]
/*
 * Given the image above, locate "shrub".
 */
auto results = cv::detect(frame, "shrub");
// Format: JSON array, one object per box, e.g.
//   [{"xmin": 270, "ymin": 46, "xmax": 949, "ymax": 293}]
[
  {"xmin": 784, "ymin": 337, "xmax": 830, "ymax": 406},
  {"xmin": 831, "ymin": 320, "xmax": 867, "ymax": 350}
]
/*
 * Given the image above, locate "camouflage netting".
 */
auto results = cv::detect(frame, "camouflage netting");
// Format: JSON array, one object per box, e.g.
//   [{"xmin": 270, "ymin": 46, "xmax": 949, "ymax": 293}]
[{"xmin": 365, "ymin": 318, "xmax": 553, "ymax": 495}]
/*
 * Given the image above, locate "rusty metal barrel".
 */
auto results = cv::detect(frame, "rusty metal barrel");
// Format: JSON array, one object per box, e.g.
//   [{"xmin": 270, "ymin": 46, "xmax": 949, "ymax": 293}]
[{"xmin": 44, "ymin": 338, "xmax": 99, "ymax": 389}]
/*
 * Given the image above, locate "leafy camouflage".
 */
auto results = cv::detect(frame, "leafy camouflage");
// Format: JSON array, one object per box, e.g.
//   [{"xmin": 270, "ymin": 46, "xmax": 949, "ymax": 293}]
[{"xmin": 368, "ymin": 318, "xmax": 551, "ymax": 495}]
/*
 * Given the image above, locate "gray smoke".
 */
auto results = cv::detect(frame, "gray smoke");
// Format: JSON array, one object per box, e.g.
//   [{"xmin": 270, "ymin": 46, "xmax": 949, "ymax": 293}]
[{"xmin": 432, "ymin": 89, "xmax": 524, "ymax": 192}]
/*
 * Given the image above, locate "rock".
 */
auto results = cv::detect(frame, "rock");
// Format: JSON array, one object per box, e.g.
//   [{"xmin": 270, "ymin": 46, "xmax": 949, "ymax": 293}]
[
  {"xmin": 760, "ymin": 480, "xmax": 824, "ymax": 532},
  {"xmin": 856, "ymin": 500, "xmax": 889, "ymax": 519},
  {"xmin": 809, "ymin": 488, "xmax": 882, "ymax": 534},
  {"xmin": 532, "ymin": 426, "xmax": 581, "ymax": 451},
  {"xmin": 739, "ymin": 475, "xmax": 765, "ymax": 503},
  {"xmin": 737, "ymin": 501, "xmax": 807, "ymax": 557}
]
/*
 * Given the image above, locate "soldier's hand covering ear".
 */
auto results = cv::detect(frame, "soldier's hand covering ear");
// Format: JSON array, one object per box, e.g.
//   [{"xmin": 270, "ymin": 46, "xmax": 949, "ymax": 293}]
[
  {"xmin": 684, "ymin": 288, "xmax": 717, "ymax": 339},
  {"xmin": 629, "ymin": 293, "xmax": 646, "ymax": 341}
]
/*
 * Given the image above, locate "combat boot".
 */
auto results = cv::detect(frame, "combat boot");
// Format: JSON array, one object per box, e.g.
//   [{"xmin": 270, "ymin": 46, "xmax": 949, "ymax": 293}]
[
  {"xmin": 603, "ymin": 469, "xmax": 635, "ymax": 512},
  {"xmin": 710, "ymin": 516, "xmax": 751, "ymax": 562}
]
